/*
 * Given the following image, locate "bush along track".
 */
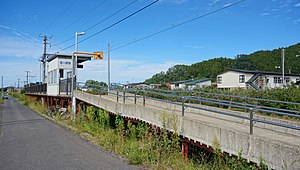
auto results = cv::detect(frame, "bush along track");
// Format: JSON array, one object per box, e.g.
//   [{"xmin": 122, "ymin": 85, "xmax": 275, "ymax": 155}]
[{"xmin": 13, "ymin": 93, "xmax": 268, "ymax": 170}]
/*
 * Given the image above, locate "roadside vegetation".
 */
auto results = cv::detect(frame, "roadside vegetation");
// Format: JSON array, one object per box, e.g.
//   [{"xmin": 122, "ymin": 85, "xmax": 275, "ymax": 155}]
[
  {"xmin": 12, "ymin": 92, "xmax": 268, "ymax": 170},
  {"xmin": 187, "ymin": 85, "xmax": 299, "ymax": 111}
]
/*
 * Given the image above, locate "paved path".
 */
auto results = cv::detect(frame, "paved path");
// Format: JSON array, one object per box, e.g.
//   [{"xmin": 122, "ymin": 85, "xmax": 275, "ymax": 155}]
[{"xmin": 0, "ymin": 97, "xmax": 142, "ymax": 170}]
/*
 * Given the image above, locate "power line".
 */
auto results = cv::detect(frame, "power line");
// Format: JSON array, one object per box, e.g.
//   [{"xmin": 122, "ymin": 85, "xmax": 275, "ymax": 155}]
[
  {"xmin": 56, "ymin": 0, "xmax": 138, "ymax": 46},
  {"xmin": 58, "ymin": 0, "xmax": 159, "ymax": 52},
  {"xmin": 84, "ymin": 0, "xmax": 138, "ymax": 33},
  {"xmin": 40, "ymin": 0, "xmax": 77, "ymax": 34},
  {"xmin": 52, "ymin": 0, "xmax": 107, "ymax": 37},
  {"xmin": 110, "ymin": 0, "xmax": 246, "ymax": 52},
  {"xmin": 48, "ymin": 41, "xmax": 72, "ymax": 54}
]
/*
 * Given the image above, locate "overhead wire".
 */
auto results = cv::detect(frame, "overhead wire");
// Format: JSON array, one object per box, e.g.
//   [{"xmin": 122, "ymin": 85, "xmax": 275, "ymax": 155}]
[
  {"xmin": 52, "ymin": 0, "xmax": 107, "ymax": 37},
  {"xmin": 40, "ymin": 0, "xmax": 77, "ymax": 34},
  {"xmin": 57, "ymin": 0, "xmax": 159, "ymax": 52},
  {"xmin": 56, "ymin": 0, "xmax": 138, "ymax": 46},
  {"xmin": 109, "ymin": 0, "xmax": 246, "ymax": 52},
  {"xmin": 48, "ymin": 41, "xmax": 72, "ymax": 54}
]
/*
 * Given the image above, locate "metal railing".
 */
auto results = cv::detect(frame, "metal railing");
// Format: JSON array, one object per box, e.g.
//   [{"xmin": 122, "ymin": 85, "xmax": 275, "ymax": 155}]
[
  {"xmin": 59, "ymin": 77, "xmax": 74, "ymax": 95},
  {"xmin": 105, "ymin": 89, "xmax": 300, "ymax": 134},
  {"xmin": 151, "ymin": 89, "xmax": 300, "ymax": 110},
  {"xmin": 24, "ymin": 83, "xmax": 47, "ymax": 94}
]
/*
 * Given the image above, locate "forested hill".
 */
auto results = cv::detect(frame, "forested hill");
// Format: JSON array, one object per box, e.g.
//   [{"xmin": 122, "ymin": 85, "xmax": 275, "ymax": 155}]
[{"xmin": 145, "ymin": 43, "xmax": 300, "ymax": 84}]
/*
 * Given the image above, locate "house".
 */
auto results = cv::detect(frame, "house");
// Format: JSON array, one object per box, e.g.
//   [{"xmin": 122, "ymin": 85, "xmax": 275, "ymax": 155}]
[
  {"xmin": 46, "ymin": 53, "xmax": 91, "ymax": 95},
  {"xmin": 170, "ymin": 79, "xmax": 211, "ymax": 90},
  {"xmin": 149, "ymin": 84, "xmax": 161, "ymax": 89},
  {"xmin": 217, "ymin": 69, "xmax": 300, "ymax": 90},
  {"xmin": 185, "ymin": 79, "xmax": 211, "ymax": 90},
  {"xmin": 170, "ymin": 80, "xmax": 192, "ymax": 90},
  {"xmin": 124, "ymin": 82, "xmax": 150, "ymax": 89}
]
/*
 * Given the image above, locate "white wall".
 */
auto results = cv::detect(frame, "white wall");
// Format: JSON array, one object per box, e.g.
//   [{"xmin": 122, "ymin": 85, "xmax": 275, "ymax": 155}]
[
  {"xmin": 217, "ymin": 71, "xmax": 253, "ymax": 89},
  {"xmin": 47, "ymin": 57, "xmax": 72, "ymax": 96},
  {"xmin": 187, "ymin": 80, "xmax": 212, "ymax": 90},
  {"xmin": 217, "ymin": 71, "xmax": 300, "ymax": 89},
  {"xmin": 268, "ymin": 75, "xmax": 299, "ymax": 88}
]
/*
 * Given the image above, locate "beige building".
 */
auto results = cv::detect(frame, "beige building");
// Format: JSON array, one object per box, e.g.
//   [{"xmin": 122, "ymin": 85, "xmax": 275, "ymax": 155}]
[{"xmin": 217, "ymin": 69, "xmax": 300, "ymax": 90}]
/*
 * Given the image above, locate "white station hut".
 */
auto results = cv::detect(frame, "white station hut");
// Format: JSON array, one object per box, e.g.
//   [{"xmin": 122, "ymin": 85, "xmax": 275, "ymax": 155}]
[{"xmin": 46, "ymin": 53, "xmax": 92, "ymax": 96}]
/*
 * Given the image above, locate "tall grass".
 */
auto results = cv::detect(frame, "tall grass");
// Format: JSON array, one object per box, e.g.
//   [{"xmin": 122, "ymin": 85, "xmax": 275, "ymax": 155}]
[{"xmin": 12, "ymin": 93, "xmax": 268, "ymax": 170}]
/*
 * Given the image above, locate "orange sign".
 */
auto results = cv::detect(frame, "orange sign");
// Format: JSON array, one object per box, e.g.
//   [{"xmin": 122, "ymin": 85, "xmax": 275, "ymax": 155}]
[{"xmin": 94, "ymin": 52, "xmax": 104, "ymax": 60}]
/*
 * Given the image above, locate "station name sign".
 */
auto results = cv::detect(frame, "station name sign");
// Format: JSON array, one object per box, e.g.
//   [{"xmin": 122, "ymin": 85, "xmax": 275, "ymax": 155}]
[{"xmin": 60, "ymin": 61, "xmax": 71, "ymax": 65}]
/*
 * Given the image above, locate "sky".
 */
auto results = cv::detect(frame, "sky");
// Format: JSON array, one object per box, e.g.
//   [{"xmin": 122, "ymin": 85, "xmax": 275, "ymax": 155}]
[{"xmin": 0, "ymin": 0, "xmax": 300, "ymax": 87}]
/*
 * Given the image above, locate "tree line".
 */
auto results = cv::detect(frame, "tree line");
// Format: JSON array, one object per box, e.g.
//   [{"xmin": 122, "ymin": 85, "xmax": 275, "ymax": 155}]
[{"xmin": 145, "ymin": 43, "xmax": 300, "ymax": 84}]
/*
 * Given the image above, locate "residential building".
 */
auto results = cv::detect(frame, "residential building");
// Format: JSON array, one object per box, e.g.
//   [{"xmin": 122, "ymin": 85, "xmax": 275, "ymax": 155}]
[
  {"xmin": 124, "ymin": 82, "xmax": 150, "ymax": 89},
  {"xmin": 217, "ymin": 69, "xmax": 300, "ymax": 90},
  {"xmin": 185, "ymin": 79, "xmax": 211, "ymax": 90},
  {"xmin": 149, "ymin": 84, "xmax": 161, "ymax": 89},
  {"xmin": 170, "ymin": 79, "xmax": 211, "ymax": 90},
  {"xmin": 170, "ymin": 80, "xmax": 192, "ymax": 90}
]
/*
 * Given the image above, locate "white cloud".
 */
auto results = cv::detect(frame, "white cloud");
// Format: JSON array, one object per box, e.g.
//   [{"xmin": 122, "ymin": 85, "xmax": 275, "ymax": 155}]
[
  {"xmin": 223, "ymin": 3, "xmax": 232, "ymax": 8},
  {"xmin": 0, "ymin": 61, "xmax": 40, "ymax": 87},
  {"xmin": 295, "ymin": 2, "xmax": 300, "ymax": 7},
  {"xmin": 160, "ymin": 0, "xmax": 189, "ymax": 5},
  {"xmin": 78, "ymin": 59, "xmax": 179, "ymax": 84},
  {"xmin": 174, "ymin": 0, "xmax": 188, "ymax": 4},
  {"xmin": 260, "ymin": 12, "xmax": 270, "ymax": 16},
  {"xmin": 0, "ymin": 25, "xmax": 10, "ymax": 29},
  {"xmin": 0, "ymin": 25, "xmax": 42, "ymax": 58},
  {"xmin": 0, "ymin": 36, "xmax": 41, "ymax": 58},
  {"xmin": 209, "ymin": 0, "xmax": 220, "ymax": 6}
]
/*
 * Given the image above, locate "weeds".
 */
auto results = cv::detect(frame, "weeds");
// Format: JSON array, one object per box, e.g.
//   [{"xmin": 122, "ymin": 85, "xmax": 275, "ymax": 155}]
[{"xmin": 12, "ymin": 92, "xmax": 268, "ymax": 170}]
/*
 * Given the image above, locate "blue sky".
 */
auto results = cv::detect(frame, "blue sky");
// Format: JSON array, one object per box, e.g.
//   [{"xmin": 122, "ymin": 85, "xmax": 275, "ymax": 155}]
[{"xmin": 0, "ymin": 0, "xmax": 300, "ymax": 87}]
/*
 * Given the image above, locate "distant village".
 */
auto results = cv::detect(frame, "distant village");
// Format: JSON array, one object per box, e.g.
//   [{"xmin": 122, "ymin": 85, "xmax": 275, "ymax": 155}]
[{"xmin": 125, "ymin": 69, "xmax": 300, "ymax": 90}]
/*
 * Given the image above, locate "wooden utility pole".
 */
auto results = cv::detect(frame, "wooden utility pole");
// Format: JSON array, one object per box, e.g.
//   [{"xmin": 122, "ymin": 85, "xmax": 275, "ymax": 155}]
[
  {"xmin": 25, "ymin": 71, "xmax": 35, "ymax": 87},
  {"xmin": 40, "ymin": 35, "xmax": 51, "ymax": 83},
  {"xmin": 1, "ymin": 76, "xmax": 3, "ymax": 98},
  {"xmin": 108, "ymin": 43, "xmax": 111, "ymax": 91}
]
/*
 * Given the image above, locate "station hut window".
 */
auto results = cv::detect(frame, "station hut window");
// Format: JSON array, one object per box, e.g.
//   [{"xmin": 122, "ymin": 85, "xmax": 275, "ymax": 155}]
[{"xmin": 59, "ymin": 69, "xmax": 64, "ymax": 78}]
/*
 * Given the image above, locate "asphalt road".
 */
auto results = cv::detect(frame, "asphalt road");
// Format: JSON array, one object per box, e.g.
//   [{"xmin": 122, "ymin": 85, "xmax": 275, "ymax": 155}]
[{"xmin": 0, "ymin": 97, "xmax": 142, "ymax": 170}]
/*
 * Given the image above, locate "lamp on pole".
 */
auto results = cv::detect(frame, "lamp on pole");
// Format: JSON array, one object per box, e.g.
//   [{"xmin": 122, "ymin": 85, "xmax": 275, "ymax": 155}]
[
  {"xmin": 72, "ymin": 31, "xmax": 85, "ymax": 121},
  {"xmin": 75, "ymin": 32, "xmax": 85, "ymax": 86}
]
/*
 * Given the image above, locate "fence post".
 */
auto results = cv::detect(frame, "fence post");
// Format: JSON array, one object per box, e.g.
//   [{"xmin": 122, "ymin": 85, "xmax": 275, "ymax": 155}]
[
  {"xmin": 199, "ymin": 92, "xmax": 202, "ymax": 105},
  {"xmin": 182, "ymin": 97, "xmax": 185, "ymax": 116},
  {"xmin": 134, "ymin": 92, "xmax": 137, "ymax": 104},
  {"xmin": 123, "ymin": 91, "xmax": 125, "ymax": 104},
  {"xmin": 99, "ymin": 88, "xmax": 101, "ymax": 97},
  {"xmin": 250, "ymin": 108, "xmax": 254, "ymax": 134},
  {"xmin": 143, "ymin": 91, "xmax": 146, "ymax": 106},
  {"xmin": 117, "ymin": 91, "xmax": 119, "ymax": 102},
  {"xmin": 244, "ymin": 97, "xmax": 247, "ymax": 113},
  {"xmin": 229, "ymin": 97, "xmax": 232, "ymax": 110}
]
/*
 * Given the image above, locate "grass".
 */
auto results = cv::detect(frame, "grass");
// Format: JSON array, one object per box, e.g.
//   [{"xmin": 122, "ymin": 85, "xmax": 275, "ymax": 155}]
[{"xmin": 12, "ymin": 92, "xmax": 268, "ymax": 170}]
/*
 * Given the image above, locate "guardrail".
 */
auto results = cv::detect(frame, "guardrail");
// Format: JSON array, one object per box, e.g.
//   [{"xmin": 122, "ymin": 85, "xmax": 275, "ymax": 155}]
[
  {"xmin": 105, "ymin": 89, "xmax": 300, "ymax": 134},
  {"xmin": 152, "ymin": 89, "xmax": 300, "ymax": 109}
]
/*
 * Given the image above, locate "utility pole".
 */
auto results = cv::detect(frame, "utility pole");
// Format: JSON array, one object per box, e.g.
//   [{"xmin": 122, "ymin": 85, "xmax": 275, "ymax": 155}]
[
  {"xmin": 25, "ymin": 71, "xmax": 36, "ymax": 87},
  {"xmin": 1, "ymin": 76, "xmax": 3, "ymax": 98},
  {"xmin": 26, "ymin": 71, "xmax": 29, "ymax": 86},
  {"xmin": 282, "ymin": 49, "xmax": 285, "ymax": 86},
  {"xmin": 108, "ymin": 43, "xmax": 111, "ymax": 91},
  {"xmin": 40, "ymin": 35, "xmax": 51, "ymax": 84},
  {"xmin": 18, "ymin": 78, "xmax": 20, "ymax": 89}
]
